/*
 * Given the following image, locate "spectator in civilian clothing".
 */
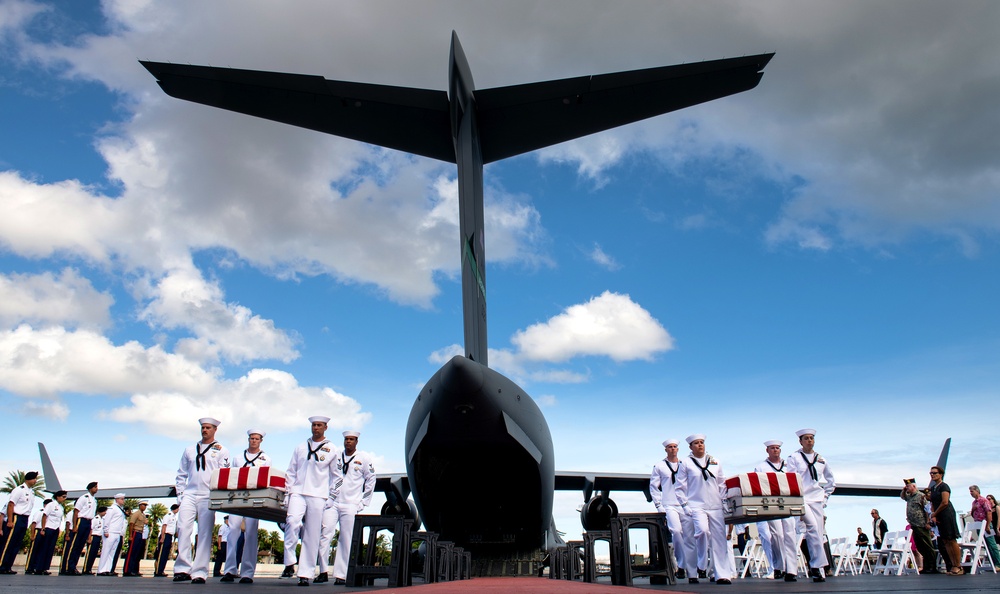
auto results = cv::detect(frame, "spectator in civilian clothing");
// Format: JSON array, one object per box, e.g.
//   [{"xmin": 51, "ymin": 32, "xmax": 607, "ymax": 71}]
[
  {"xmin": 871, "ymin": 509, "xmax": 888, "ymax": 549},
  {"xmin": 969, "ymin": 486, "xmax": 1000, "ymax": 570}
]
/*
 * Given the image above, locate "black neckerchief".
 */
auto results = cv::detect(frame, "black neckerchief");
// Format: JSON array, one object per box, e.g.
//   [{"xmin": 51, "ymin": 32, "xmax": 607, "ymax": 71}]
[
  {"xmin": 196, "ymin": 441, "xmax": 217, "ymax": 471},
  {"xmin": 244, "ymin": 450, "xmax": 264, "ymax": 467},
  {"xmin": 306, "ymin": 439, "xmax": 328, "ymax": 461},
  {"xmin": 766, "ymin": 459, "xmax": 785, "ymax": 472},
  {"xmin": 665, "ymin": 459, "xmax": 679, "ymax": 484},
  {"xmin": 691, "ymin": 455, "xmax": 714, "ymax": 481},
  {"xmin": 800, "ymin": 451, "xmax": 819, "ymax": 481},
  {"xmin": 342, "ymin": 451, "xmax": 357, "ymax": 469}
]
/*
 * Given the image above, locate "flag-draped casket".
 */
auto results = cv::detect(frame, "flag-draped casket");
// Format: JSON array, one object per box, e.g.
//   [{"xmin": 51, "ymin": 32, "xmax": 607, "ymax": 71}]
[
  {"xmin": 722, "ymin": 472, "xmax": 804, "ymax": 524},
  {"xmin": 208, "ymin": 467, "xmax": 288, "ymax": 522}
]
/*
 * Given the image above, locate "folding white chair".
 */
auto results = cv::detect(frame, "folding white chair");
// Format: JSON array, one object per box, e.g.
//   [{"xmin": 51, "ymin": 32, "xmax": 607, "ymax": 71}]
[
  {"xmin": 854, "ymin": 544, "xmax": 873, "ymax": 574},
  {"xmin": 830, "ymin": 537, "xmax": 856, "ymax": 576},
  {"xmin": 734, "ymin": 537, "xmax": 754, "ymax": 578},
  {"xmin": 870, "ymin": 531, "xmax": 897, "ymax": 575},
  {"xmin": 881, "ymin": 529, "xmax": 916, "ymax": 575},
  {"xmin": 959, "ymin": 521, "xmax": 995, "ymax": 575}
]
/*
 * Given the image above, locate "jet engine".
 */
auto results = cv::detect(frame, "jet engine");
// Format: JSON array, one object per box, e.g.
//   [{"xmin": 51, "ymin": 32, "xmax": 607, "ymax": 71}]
[{"xmin": 580, "ymin": 494, "xmax": 618, "ymax": 531}]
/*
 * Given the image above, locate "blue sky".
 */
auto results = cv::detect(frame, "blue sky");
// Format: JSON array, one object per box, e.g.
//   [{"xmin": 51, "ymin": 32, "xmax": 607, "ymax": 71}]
[{"xmin": 1, "ymin": 0, "xmax": 998, "ymax": 543}]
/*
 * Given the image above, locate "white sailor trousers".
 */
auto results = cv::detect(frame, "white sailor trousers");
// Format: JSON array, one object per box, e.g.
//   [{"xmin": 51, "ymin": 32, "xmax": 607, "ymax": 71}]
[
  {"xmin": 223, "ymin": 514, "xmax": 260, "ymax": 578},
  {"xmin": 96, "ymin": 533, "xmax": 121, "ymax": 574},
  {"xmin": 663, "ymin": 505, "xmax": 690, "ymax": 573},
  {"xmin": 285, "ymin": 494, "xmax": 325, "ymax": 578},
  {"xmin": 800, "ymin": 500, "xmax": 826, "ymax": 571},
  {"xmin": 173, "ymin": 493, "xmax": 216, "ymax": 579},
  {"xmin": 318, "ymin": 502, "xmax": 358, "ymax": 579},
  {"xmin": 767, "ymin": 516, "xmax": 799, "ymax": 574},
  {"xmin": 689, "ymin": 507, "xmax": 736, "ymax": 579}
]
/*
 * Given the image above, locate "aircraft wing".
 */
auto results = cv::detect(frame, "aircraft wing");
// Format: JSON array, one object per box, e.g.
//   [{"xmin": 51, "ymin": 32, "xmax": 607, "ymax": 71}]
[
  {"xmin": 555, "ymin": 471, "xmax": 652, "ymax": 503},
  {"xmin": 139, "ymin": 61, "xmax": 455, "ymax": 163},
  {"xmin": 38, "ymin": 442, "xmax": 177, "ymax": 500},
  {"xmin": 141, "ymin": 52, "xmax": 773, "ymax": 167},
  {"xmin": 475, "ymin": 53, "xmax": 774, "ymax": 163}
]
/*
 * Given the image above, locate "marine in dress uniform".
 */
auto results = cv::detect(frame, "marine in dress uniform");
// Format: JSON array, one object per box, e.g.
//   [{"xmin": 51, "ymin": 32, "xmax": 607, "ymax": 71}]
[
  {"xmin": 674, "ymin": 434, "xmax": 737, "ymax": 585},
  {"xmin": 649, "ymin": 438, "xmax": 691, "ymax": 579},
  {"xmin": 283, "ymin": 415, "xmax": 338, "ymax": 586},
  {"xmin": 173, "ymin": 416, "xmax": 231, "ymax": 584},
  {"xmin": 221, "ymin": 429, "xmax": 272, "ymax": 584},
  {"xmin": 122, "ymin": 501, "xmax": 149, "ymax": 576},
  {"xmin": 97, "ymin": 493, "xmax": 128, "ymax": 576},
  {"xmin": 154, "ymin": 504, "xmax": 178, "ymax": 576},
  {"xmin": 61, "ymin": 481, "xmax": 98, "ymax": 575},
  {"xmin": 0, "ymin": 471, "xmax": 40, "ymax": 574},
  {"xmin": 83, "ymin": 506, "xmax": 107, "ymax": 574},
  {"xmin": 28, "ymin": 490, "xmax": 69, "ymax": 575},
  {"xmin": 785, "ymin": 428, "xmax": 835, "ymax": 583},
  {"xmin": 318, "ymin": 430, "xmax": 376, "ymax": 585},
  {"xmin": 753, "ymin": 440, "xmax": 799, "ymax": 582}
]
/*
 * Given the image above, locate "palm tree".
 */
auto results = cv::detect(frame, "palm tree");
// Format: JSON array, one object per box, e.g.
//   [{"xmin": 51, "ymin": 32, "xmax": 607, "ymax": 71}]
[
  {"xmin": 146, "ymin": 503, "xmax": 168, "ymax": 556},
  {"xmin": 0, "ymin": 470, "xmax": 46, "ymax": 498}
]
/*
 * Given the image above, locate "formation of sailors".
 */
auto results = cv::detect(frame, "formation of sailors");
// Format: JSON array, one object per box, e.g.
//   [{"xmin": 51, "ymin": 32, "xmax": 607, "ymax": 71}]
[
  {"xmin": 650, "ymin": 428, "xmax": 835, "ymax": 585},
  {"xmin": 0, "ymin": 415, "xmax": 375, "ymax": 586},
  {"xmin": 168, "ymin": 415, "xmax": 375, "ymax": 586}
]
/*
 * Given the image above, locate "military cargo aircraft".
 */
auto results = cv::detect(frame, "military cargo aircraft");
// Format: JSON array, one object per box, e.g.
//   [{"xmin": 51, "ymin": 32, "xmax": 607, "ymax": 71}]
[{"xmin": 133, "ymin": 33, "xmax": 774, "ymax": 569}]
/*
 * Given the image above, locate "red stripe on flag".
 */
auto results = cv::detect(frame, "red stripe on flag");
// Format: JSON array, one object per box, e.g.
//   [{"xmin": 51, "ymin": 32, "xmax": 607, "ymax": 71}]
[
  {"xmin": 766, "ymin": 472, "xmax": 781, "ymax": 495},
  {"xmin": 786, "ymin": 473, "xmax": 801, "ymax": 496},
  {"xmin": 725, "ymin": 477, "xmax": 741, "ymax": 490},
  {"xmin": 747, "ymin": 473, "xmax": 763, "ymax": 496}
]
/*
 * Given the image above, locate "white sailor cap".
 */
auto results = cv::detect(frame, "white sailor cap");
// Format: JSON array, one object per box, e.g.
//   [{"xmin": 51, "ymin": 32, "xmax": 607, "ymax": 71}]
[
  {"xmin": 138, "ymin": 500, "xmax": 149, "ymax": 506},
  {"xmin": 686, "ymin": 434, "xmax": 706, "ymax": 444},
  {"xmin": 764, "ymin": 440, "xmax": 783, "ymax": 447},
  {"xmin": 795, "ymin": 428, "xmax": 817, "ymax": 438},
  {"xmin": 199, "ymin": 417, "xmax": 221, "ymax": 427},
  {"xmin": 343, "ymin": 430, "xmax": 360, "ymax": 438},
  {"xmin": 662, "ymin": 438, "xmax": 679, "ymax": 447},
  {"xmin": 247, "ymin": 429, "xmax": 266, "ymax": 438},
  {"xmin": 309, "ymin": 415, "xmax": 330, "ymax": 424},
  {"xmin": 114, "ymin": 493, "xmax": 126, "ymax": 499}
]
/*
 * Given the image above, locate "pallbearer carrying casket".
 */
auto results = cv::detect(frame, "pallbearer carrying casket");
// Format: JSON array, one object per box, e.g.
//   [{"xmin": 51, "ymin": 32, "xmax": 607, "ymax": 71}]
[
  {"xmin": 675, "ymin": 434, "xmax": 736, "ymax": 585},
  {"xmin": 786, "ymin": 428, "xmax": 835, "ymax": 583},
  {"xmin": 754, "ymin": 440, "xmax": 799, "ymax": 582},
  {"xmin": 220, "ymin": 428, "xmax": 272, "ymax": 584}
]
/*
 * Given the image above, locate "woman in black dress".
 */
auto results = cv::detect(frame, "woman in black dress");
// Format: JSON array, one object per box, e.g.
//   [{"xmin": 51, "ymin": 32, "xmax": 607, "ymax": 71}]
[{"xmin": 928, "ymin": 466, "xmax": 962, "ymax": 575}]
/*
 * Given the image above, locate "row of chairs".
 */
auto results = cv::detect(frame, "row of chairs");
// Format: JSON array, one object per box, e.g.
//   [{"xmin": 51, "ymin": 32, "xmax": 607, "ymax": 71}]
[
  {"xmin": 344, "ymin": 515, "xmax": 472, "ymax": 587},
  {"xmin": 551, "ymin": 513, "xmax": 677, "ymax": 586}
]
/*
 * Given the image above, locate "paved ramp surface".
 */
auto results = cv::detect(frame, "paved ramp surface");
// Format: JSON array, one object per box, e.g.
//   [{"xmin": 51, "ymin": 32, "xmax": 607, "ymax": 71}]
[{"xmin": 1, "ymin": 573, "xmax": 998, "ymax": 593}]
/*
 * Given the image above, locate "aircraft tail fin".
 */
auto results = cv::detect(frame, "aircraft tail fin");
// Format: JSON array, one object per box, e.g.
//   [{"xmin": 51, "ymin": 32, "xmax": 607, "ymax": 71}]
[
  {"xmin": 37, "ymin": 442, "xmax": 62, "ymax": 494},
  {"xmin": 929, "ymin": 437, "xmax": 951, "ymax": 489}
]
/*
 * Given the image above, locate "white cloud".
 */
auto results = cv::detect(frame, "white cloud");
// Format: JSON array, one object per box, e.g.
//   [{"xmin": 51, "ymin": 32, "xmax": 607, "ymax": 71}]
[
  {"xmin": 0, "ymin": 268, "xmax": 113, "ymax": 330},
  {"xmin": 20, "ymin": 398, "xmax": 69, "ymax": 421},
  {"xmin": 0, "ymin": 324, "xmax": 217, "ymax": 397},
  {"xmin": 105, "ymin": 368, "xmax": 371, "ymax": 441},
  {"xmin": 431, "ymin": 293, "xmax": 672, "ymax": 384},
  {"xmin": 138, "ymin": 265, "xmax": 299, "ymax": 365},
  {"xmin": 536, "ymin": 394, "xmax": 557, "ymax": 407},
  {"xmin": 588, "ymin": 243, "xmax": 620, "ymax": 271},
  {"xmin": 511, "ymin": 291, "xmax": 674, "ymax": 363}
]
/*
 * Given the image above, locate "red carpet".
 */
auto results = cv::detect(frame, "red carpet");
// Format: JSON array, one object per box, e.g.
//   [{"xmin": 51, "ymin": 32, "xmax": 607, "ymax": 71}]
[{"xmin": 382, "ymin": 577, "xmax": 691, "ymax": 592}]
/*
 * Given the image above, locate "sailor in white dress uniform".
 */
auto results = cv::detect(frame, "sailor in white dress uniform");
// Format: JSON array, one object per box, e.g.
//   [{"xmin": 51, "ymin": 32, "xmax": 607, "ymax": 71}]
[
  {"xmin": 222, "ymin": 428, "xmax": 272, "ymax": 583},
  {"xmin": 283, "ymin": 415, "xmax": 338, "ymax": 584},
  {"xmin": 650, "ymin": 438, "xmax": 692, "ymax": 579},
  {"xmin": 674, "ymin": 433, "xmax": 737, "ymax": 584},
  {"xmin": 97, "ymin": 494, "xmax": 127, "ymax": 575},
  {"xmin": 785, "ymin": 428, "xmax": 835, "ymax": 582},
  {"xmin": 754, "ymin": 439, "xmax": 799, "ymax": 581},
  {"xmin": 173, "ymin": 417, "xmax": 231, "ymax": 583},
  {"xmin": 318, "ymin": 430, "xmax": 377, "ymax": 584}
]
